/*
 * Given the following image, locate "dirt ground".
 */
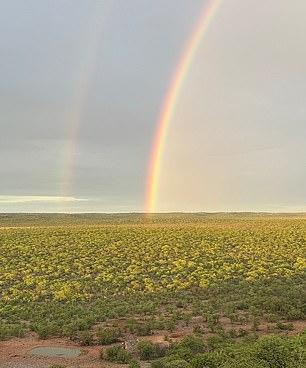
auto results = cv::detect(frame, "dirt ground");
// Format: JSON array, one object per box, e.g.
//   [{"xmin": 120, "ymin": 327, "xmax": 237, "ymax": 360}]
[
  {"xmin": 1, "ymin": 320, "xmax": 305, "ymax": 368},
  {"xmin": 0, "ymin": 333, "xmax": 155, "ymax": 368},
  {"xmin": 0, "ymin": 334, "xmax": 105, "ymax": 368}
]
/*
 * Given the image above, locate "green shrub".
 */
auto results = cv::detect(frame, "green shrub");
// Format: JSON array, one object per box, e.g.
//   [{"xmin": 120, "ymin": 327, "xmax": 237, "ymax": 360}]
[
  {"xmin": 207, "ymin": 335, "xmax": 227, "ymax": 351},
  {"xmin": 102, "ymin": 345, "xmax": 133, "ymax": 363},
  {"xmin": 255, "ymin": 335, "xmax": 291, "ymax": 368},
  {"xmin": 193, "ymin": 325, "xmax": 204, "ymax": 335},
  {"xmin": 286, "ymin": 308, "xmax": 303, "ymax": 321},
  {"xmin": 192, "ymin": 346, "xmax": 269, "ymax": 368},
  {"xmin": 266, "ymin": 314, "xmax": 278, "ymax": 323},
  {"xmin": 173, "ymin": 347, "xmax": 194, "ymax": 361},
  {"xmin": 290, "ymin": 333, "xmax": 306, "ymax": 367},
  {"xmin": 191, "ymin": 353, "xmax": 218, "ymax": 368},
  {"xmin": 227, "ymin": 329, "xmax": 238, "ymax": 338},
  {"xmin": 75, "ymin": 317, "xmax": 94, "ymax": 331},
  {"xmin": 32, "ymin": 321, "xmax": 59, "ymax": 339},
  {"xmin": 165, "ymin": 320, "xmax": 176, "ymax": 332},
  {"xmin": 97, "ymin": 327, "xmax": 121, "ymax": 345},
  {"xmin": 275, "ymin": 322, "xmax": 294, "ymax": 331},
  {"xmin": 129, "ymin": 360, "xmax": 141, "ymax": 368},
  {"xmin": 150, "ymin": 318, "xmax": 167, "ymax": 330},
  {"xmin": 61, "ymin": 323, "xmax": 78, "ymax": 338},
  {"xmin": 127, "ymin": 319, "xmax": 153, "ymax": 336},
  {"xmin": 166, "ymin": 359, "xmax": 191, "ymax": 368},
  {"xmin": 0, "ymin": 323, "xmax": 25, "ymax": 340},
  {"xmin": 177, "ymin": 335, "xmax": 205, "ymax": 355},
  {"xmin": 151, "ymin": 355, "xmax": 184, "ymax": 368},
  {"xmin": 137, "ymin": 340, "xmax": 166, "ymax": 360},
  {"xmin": 237, "ymin": 328, "xmax": 248, "ymax": 337},
  {"xmin": 79, "ymin": 330, "xmax": 94, "ymax": 346},
  {"xmin": 219, "ymin": 357, "xmax": 269, "ymax": 368},
  {"xmin": 167, "ymin": 336, "xmax": 205, "ymax": 361},
  {"xmin": 135, "ymin": 323, "xmax": 153, "ymax": 336}
]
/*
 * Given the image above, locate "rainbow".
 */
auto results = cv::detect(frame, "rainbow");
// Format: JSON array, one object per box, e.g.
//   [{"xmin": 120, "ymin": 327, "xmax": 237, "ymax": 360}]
[
  {"xmin": 145, "ymin": 0, "xmax": 221, "ymax": 213},
  {"xmin": 60, "ymin": 3, "xmax": 112, "ymax": 199}
]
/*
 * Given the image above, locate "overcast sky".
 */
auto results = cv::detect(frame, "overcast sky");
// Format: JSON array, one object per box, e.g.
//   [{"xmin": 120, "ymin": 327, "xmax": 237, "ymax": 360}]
[{"xmin": 1, "ymin": 0, "xmax": 306, "ymax": 213}]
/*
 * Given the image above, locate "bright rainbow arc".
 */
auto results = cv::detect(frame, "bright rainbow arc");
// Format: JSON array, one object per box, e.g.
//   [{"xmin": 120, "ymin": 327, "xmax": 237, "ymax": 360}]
[{"xmin": 145, "ymin": 0, "xmax": 221, "ymax": 214}]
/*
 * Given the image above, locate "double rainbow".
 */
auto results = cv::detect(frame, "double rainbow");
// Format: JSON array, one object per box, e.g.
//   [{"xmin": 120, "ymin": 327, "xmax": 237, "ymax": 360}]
[
  {"xmin": 145, "ymin": 0, "xmax": 221, "ymax": 213},
  {"xmin": 61, "ymin": 1, "xmax": 221, "ymax": 212}
]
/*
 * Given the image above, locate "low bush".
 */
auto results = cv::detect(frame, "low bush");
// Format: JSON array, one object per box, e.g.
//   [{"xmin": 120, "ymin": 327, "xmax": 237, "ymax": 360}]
[
  {"xmin": 255, "ymin": 335, "xmax": 292, "ymax": 368},
  {"xmin": 0, "ymin": 323, "xmax": 25, "ymax": 340},
  {"xmin": 151, "ymin": 355, "xmax": 186, "ymax": 368},
  {"xmin": 137, "ymin": 340, "xmax": 167, "ymax": 360},
  {"xmin": 129, "ymin": 360, "xmax": 141, "ymax": 368},
  {"xmin": 101, "ymin": 345, "xmax": 133, "ymax": 363},
  {"xmin": 79, "ymin": 330, "xmax": 94, "ymax": 346},
  {"xmin": 167, "ymin": 335, "xmax": 206, "ymax": 361},
  {"xmin": 191, "ymin": 353, "xmax": 218, "ymax": 368},
  {"xmin": 275, "ymin": 322, "xmax": 294, "ymax": 331},
  {"xmin": 127, "ymin": 319, "xmax": 153, "ymax": 336},
  {"xmin": 97, "ymin": 327, "xmax": 121, "ymax": 345},
  {"xmin": 166, "ymin": 359, "xmax": 191, "ymax": 368},
  {"xmin": 32, "ymin": 321, "xmax": 59, "ymax": 339}
]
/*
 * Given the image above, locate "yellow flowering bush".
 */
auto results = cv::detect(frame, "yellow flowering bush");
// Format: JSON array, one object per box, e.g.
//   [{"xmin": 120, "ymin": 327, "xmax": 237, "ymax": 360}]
[{"xmin": 0, "ymin": 216, "xmax": 305, "ymax": 303}]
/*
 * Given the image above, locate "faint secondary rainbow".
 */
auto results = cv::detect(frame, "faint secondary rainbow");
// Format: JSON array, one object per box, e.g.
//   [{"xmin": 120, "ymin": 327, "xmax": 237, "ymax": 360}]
[
  {"xmin": 145, "ymin": 0, "xmax": 221, "ymax": 213},
  {"xmin": 60, "ymin": 2, "xmax": 112, "ymax": 200}
]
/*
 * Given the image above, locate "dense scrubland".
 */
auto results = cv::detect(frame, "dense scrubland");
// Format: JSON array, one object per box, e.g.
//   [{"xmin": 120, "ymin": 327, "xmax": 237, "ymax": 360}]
[{"xmin": 0, "ymin": 214, "xmax": 305, "ymax": 367}]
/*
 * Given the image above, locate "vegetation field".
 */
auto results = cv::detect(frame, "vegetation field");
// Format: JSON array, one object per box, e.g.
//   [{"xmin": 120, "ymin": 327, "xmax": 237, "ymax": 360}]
[{"xmin": 0, "ymin": 214, "xmax": 305, "ymax": 367}]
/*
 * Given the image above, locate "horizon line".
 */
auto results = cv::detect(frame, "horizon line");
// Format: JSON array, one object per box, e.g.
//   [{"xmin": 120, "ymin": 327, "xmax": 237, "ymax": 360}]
[{"xmin": 1, "ymin": 211, "xmax": 306, "ymax": 215}]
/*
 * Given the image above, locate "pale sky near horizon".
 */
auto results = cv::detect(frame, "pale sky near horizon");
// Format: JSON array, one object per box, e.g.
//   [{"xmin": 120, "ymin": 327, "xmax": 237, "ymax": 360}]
[{"xmin": 1, "ymin": 0, "xmax": 306, "ymax": 213}]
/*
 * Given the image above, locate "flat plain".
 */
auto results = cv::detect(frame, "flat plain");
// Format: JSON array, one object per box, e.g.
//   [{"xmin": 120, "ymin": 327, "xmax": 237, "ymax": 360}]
[{"xmin": 0, "ymin": 214, "xmax": 305, "ymax": 367}]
